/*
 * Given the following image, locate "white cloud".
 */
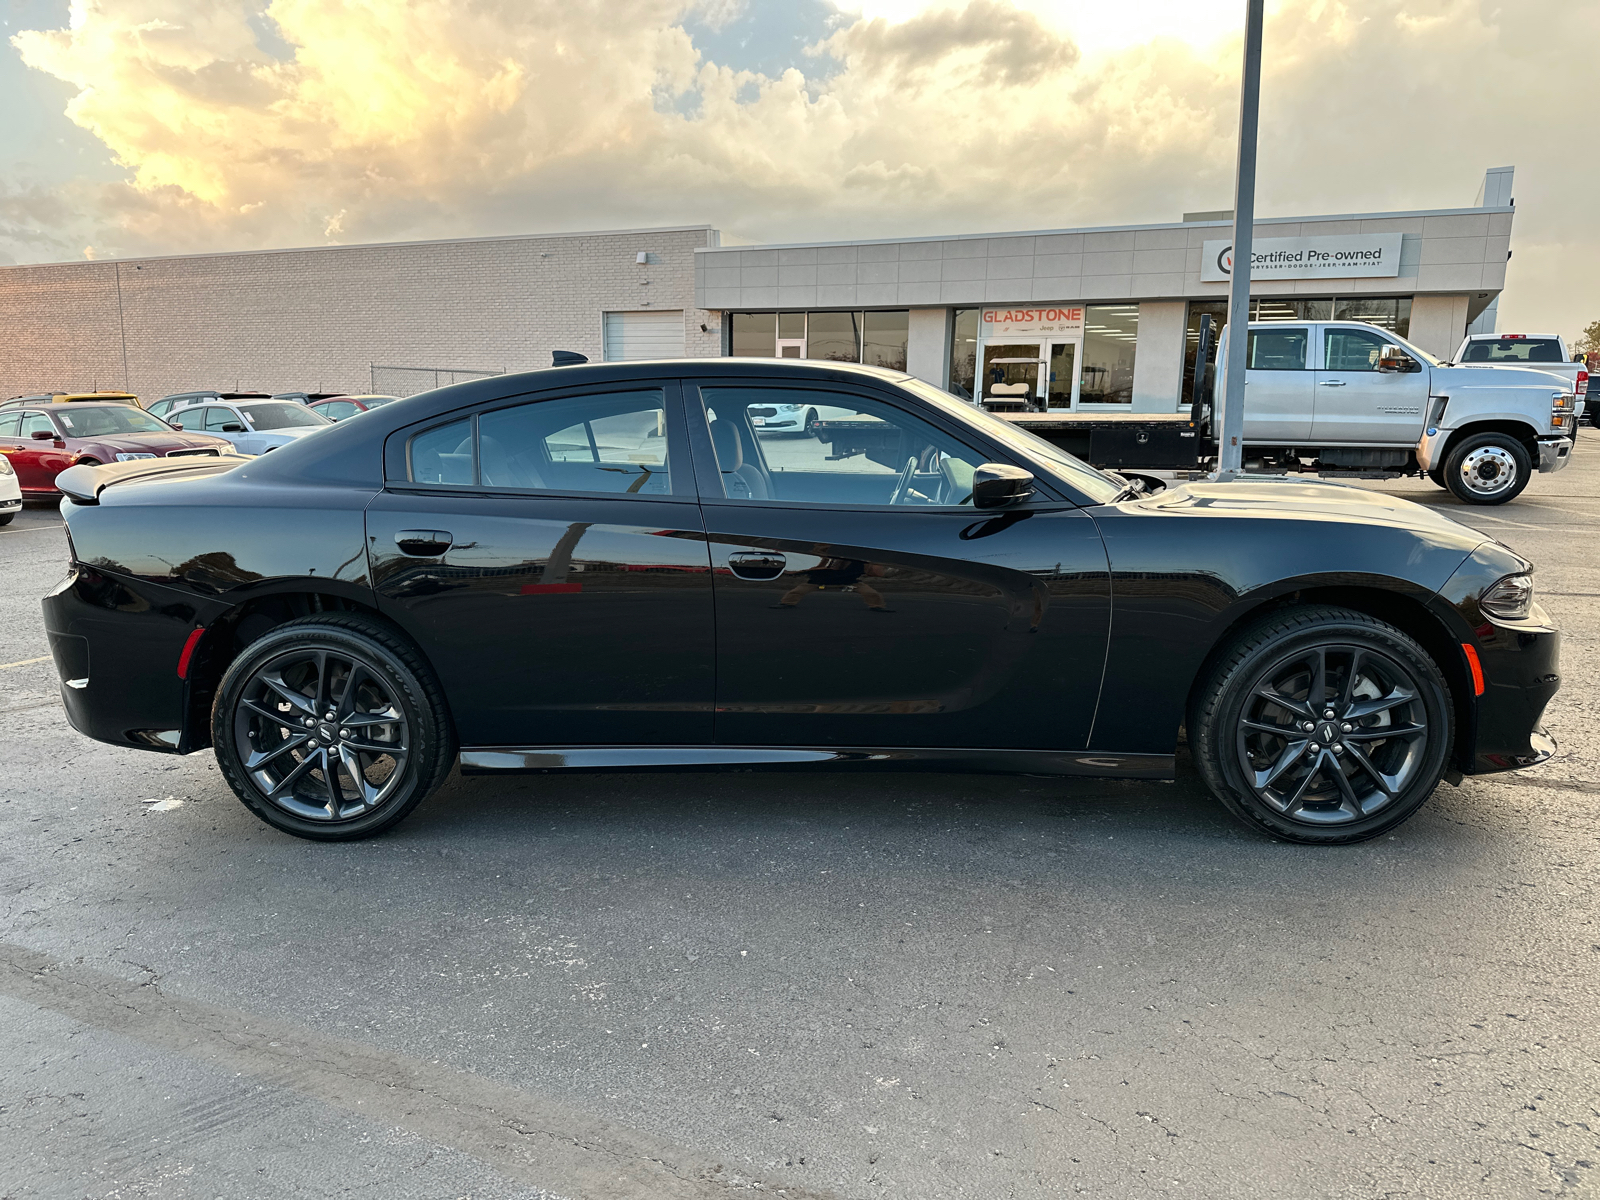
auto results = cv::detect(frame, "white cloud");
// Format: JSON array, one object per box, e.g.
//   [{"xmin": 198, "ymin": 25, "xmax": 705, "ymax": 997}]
[{"xmin": 7, "ymin": 0, "xmax": 1598, "ymax": 333}]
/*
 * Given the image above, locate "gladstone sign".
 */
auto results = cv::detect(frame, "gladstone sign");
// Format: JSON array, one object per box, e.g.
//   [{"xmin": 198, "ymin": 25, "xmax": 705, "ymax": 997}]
[
  {"xmin": 1201, "ymin": 233, "xmax": 1403, "ymax": 282},
  {"xmin": 981, "ymin": 306, "xmax": 1085, "ymax": 339}
]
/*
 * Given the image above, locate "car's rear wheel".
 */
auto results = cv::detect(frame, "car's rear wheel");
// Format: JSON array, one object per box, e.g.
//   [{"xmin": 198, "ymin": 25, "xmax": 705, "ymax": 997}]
[
  {"xmin": 212, "ymin": 613, "xmax": 455, "ymax": 840},
  {"xmin": 1191, "ymin": 606, "xmax": 1453, "ymax": 844},
  {"xmin": 1443, "ymin": 432, "xmax": 1530, "ymax": 505}
]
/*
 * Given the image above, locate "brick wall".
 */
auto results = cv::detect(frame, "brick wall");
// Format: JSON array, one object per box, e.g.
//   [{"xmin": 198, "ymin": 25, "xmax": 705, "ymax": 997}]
[{"xmin": 0, "ymin": 225, "xmax": 723, "ymax": 402}]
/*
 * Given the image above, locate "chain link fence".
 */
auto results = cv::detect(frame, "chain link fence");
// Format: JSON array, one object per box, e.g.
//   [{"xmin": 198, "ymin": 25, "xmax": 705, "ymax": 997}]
[{"xmin": 371, "ymin": 364, "xmax": 504, "ymax": 398}]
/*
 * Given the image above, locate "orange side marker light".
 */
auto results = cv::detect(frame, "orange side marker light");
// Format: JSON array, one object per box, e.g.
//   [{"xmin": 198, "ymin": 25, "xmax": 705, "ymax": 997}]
[{"xmin": 1462, "ymin": 643, "xmax": 1484, "ymax": 696}]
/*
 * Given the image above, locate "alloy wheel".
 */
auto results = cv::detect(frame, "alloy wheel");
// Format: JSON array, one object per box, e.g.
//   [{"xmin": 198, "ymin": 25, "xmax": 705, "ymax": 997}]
[
  {"xmin": 1235, "ymin": 643, "xmax": 1431, "ymax": 826},
  {"xmin": 233, "ymin": 647, "xmax": 410, "ymax": 822}
]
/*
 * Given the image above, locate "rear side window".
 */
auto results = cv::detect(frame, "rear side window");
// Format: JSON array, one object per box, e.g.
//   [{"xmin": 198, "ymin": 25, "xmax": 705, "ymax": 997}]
[
  {"xmin": 1246, "ymin": 328, "xmax": 1308, "ymax": 370},
  {"xmin": 405, "ymin": 389, "xmax": 673, "ymax": 496},
  {"xmin": 1462, "ymin": 338, "xmax": 1564, "ymax": 364},
  {"xmin": 409, "ymin": 419, "xmax": 474, "ymax": 486},
  {"xmin": 0, "ymin": 413, "xmax": 19, "ymax": 436}
]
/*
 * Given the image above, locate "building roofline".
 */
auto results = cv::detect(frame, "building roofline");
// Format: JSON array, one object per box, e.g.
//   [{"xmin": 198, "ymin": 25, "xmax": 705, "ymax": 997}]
[
  {"xmin": 1, "ymin": 224, "xmax": 721, "ymax": 273},
  {"xmin": 693, "ymin": 206, "xmax": 1514, "ymax": 254}
]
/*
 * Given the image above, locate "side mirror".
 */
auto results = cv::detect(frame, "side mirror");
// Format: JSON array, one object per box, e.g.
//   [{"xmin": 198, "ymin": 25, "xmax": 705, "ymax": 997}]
[
  {"xmin": 31, "ymin": 429, "xmax": 55, "ymax": 441},
  {"xmin": 221, "ymin": 423, "xmax": 246, "ymax": 433},
  {"xmin": 1377, "ymin": 345, "xmax": 1419, "ymax": 373},
  {"xmin": 972, "ymin": 463, "xmax": 1035, "ymax": 509}
]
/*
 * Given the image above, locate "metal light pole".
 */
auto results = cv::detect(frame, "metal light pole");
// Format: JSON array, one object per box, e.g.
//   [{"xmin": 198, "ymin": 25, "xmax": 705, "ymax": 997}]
[{"xmin": 1215, "ymin": 0, "xmax": 1265, "ymax": 479}]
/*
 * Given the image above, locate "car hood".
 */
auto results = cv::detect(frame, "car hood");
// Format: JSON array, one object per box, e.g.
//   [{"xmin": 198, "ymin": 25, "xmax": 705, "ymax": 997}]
[
  {"xmin": 1122, "ymin": 477, "xmax": 1486, "ymax": 552},
  {"xmin": 1431, "ymin": 363, "xmax": 1575, "ymax": 393},
  {"xmin": 74, "ymin": 432, "xmax": 231, "ymax": 454}
]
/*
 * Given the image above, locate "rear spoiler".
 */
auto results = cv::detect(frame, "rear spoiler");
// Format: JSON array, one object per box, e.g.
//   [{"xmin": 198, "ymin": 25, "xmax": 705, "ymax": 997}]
[{"xmin": 55, "ymin": 454, "xmax": 244, "ymax": 505}]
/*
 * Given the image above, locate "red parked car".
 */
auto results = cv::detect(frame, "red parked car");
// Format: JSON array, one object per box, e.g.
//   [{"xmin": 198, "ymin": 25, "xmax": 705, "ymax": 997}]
[
  {"xmin": 0, "ymin": 402, "xmax": 233, "ymax": 496},
  {"xmin": 306, "ymin": 394, "xmax": 402, "ymax": 421}
]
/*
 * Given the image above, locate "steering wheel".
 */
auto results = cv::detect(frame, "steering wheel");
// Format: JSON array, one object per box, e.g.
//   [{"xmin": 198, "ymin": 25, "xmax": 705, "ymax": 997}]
[{"xmin": 888, "ymin": 455, "xmax": 918, "ymax": 505}]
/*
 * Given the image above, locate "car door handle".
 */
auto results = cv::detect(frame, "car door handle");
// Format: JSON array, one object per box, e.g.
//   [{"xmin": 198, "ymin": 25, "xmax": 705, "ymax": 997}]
[
  {"xmin": 395, "ymin": 529, "xmax": 453, "ymax": 556},
  {"xmin": 727, "ymin": 551, "xmax": 787, "ymax": 581},
  {"xmin": 1318, "ymin": 380, "xmax": 1347, "ymax": 387}
]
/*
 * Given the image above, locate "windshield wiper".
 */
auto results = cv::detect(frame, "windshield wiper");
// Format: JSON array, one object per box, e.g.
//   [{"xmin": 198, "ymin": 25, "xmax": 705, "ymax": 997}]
[{"xmin": 1106, "ymin": 472, "xmax": 1147, "ymax": 504}]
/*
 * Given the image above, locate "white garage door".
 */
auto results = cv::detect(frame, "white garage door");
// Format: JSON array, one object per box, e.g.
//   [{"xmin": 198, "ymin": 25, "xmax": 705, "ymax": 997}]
[{"xmin": 603, "ymin": 310, "xmax": 685, "ymax": 361}]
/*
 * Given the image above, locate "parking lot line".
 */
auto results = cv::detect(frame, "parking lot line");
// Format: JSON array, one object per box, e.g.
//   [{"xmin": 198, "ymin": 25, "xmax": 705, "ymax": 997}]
[{"xmin": 0, "ymin": 655, "xmax": 51, "ymax": 670}]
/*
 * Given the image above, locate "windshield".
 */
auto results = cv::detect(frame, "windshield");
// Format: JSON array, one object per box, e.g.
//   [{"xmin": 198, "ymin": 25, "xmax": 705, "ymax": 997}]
[
  {"xmin": 896, "ymin": 378, "xmax": 1125, "ymax": 504},
  {"xmin": 238, "ymin": 401, "xmax": 332, "ymax": 430},
  {"xmin": 55, "ymin": 407, "xmax": 175, "ymax": 437},
  {"xmin": 360, "ymin": 395, "xmax": 400, "ymax": 407}
]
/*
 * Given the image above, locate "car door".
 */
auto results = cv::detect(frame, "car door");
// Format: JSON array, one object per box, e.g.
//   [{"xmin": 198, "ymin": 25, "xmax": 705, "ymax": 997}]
[
  {"xmin": 367, "ymin": 379, "xmax": 715, "ymax": 748},
  {"xmin": 686, "ymin": 379, "xmax": 1111, "ymax": 751},
  {"xmin": 204, "ymin": 404, "xmax": 255, "ymax": 452},
  {"xmin": 1312, "ymin": 325, "xmax": 1430, "ymax": 444},
  {"xmin": 11, "ymin": 410, "xmax": 74, "ymax": 492},
  {"xmin": 1239, "ymin": 326, "xmax": 1315, "ymax": 445},
  {"xmin": 0, "ymin": 412, "xmax": 26, "ymax": 486}
]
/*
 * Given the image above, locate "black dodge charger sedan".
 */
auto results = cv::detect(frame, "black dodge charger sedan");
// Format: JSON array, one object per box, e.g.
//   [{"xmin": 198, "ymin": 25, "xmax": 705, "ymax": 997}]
[{"xmin": 42, "ymin": 359, "xmax": 1559, "ymax": 844}]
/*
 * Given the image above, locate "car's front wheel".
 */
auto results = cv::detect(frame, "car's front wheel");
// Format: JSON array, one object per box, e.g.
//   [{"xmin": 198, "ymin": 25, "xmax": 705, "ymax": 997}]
[
  {"xmin": 1191, "ymin": 606, "xmax": 1453, "ymax": 844},
  {"xmin": 212, "ymin": 613, "xmax": 456, "ymax": 840},
  {"xmin": 1443, "ymin": 432, "xmax": 1531, "ymax": 505}
]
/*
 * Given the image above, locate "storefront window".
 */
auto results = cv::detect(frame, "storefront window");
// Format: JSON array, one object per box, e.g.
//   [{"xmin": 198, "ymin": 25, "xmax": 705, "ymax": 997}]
[
  {"xmin": 949, "ymin": 309, "xmax": 979, "ymax": 399},
  {"xmin": 807, "ymin": 311, "xmax": 860, "ymax": 362},
  {"xmin": 1079, "ymin": 304, "xmax": 1139, "ymax": 405},
  {"xmin": 732, "ymin": 313, "xmax": 776, "ymax": 357},
  {"xmin": 863, "ymin": 310, "xmax": 910, "ymax": 372},
  {"xmin": 1334, "ymin": 296, "xmax": 1412, "ymax": 337},
  {"xmin": 1250, "ymin": 298, "xmax": 1333, "ymax": 322}
]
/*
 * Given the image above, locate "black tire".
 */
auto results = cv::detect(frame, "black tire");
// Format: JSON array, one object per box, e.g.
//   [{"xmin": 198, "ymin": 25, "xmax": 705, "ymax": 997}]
[
  {"xmin": 1191, "ymin": 605, "xmax": 1453, "ymax": 845},
  {"xmin": 77, "ymin": 458, "xmax": 102, "ymax": 467},
  {"xmin": 805, "ymin": 408, "xmax": 820, "ymax": 438},
  {"xmin": 1426, "ymin": 468, "xmax": 1447, "ymax": 489},
  {"xmin": 0, "ymin": 512, "xmax": 13, "ymax": 527},
  {"xmin": 212, "ymin": 612, "xmax": 456, "ymax": 840},
  {"xmin": 1442, "ymin": 432, "xmax": 1531, "ymax": 505}
]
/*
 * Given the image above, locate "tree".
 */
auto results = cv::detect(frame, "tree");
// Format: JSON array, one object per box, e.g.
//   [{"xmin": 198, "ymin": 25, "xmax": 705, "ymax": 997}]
[{"xmin": 1576, "ymin": 319, "xmax": 1600, "ymax": 359}]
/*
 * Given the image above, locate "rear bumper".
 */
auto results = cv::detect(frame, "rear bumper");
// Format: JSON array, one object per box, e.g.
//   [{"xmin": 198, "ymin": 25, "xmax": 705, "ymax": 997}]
[
  {"xmin": 1536, "ymin": 437, "xmax": 1573, "ymax": 473},
  {"xmin": 41, "ymin": 565, "xmax": 212, "ymax": 753}
]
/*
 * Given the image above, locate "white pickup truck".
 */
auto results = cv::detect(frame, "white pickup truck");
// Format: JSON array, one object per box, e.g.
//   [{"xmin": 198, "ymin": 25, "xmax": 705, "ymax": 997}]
[
  {"xmin": 1451, "ymin": 332, "xmax": 1589, "ymax": 421},
  {"xmin": 1213, "ymin": 320, "xmax": 1580, "ymax": 505}
]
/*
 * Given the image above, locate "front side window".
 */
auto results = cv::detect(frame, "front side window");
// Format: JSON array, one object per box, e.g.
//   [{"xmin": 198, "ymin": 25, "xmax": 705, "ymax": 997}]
[
  {"xmin": 20, "ymin": 412, "xmax": 56, "ymax": 438},
  {"xmin": 406, "ymin": 389, "xmax": 673, "ymax": 495},
  {"xmin": 700, "ymin": 386, "xmax": 981, "ymax": 507},
  {"xmin": 1324, "ymin": 327, "xmax": 1392, "ymax": 372},
  {"xmin": 1247, "ymin": 328, "xmax": 1308, "ymax": 370},
  {"xmin": 205, "ymin": 407, "xmax": 240, "ymax": 432},
  {"xmin": 172, "ymin": 407, "xmax": 211, "ymax": 431}
]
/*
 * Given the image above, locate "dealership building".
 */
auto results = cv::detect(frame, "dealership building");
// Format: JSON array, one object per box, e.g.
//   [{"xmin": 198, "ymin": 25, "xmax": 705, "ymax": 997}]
[{"xmin": 0, "ymin": 167, "xmax": 1516, "ymax": 412}]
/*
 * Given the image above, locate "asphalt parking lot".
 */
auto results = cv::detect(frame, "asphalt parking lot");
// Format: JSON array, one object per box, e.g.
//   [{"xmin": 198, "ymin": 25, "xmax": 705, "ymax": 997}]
[{"xmin": 2, "ymin": 436, "xmax": 1598, "ymax": 1200}]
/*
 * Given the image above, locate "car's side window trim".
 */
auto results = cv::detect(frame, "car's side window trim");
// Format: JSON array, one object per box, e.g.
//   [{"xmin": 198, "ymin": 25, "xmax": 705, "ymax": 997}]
[
  {"xmin": 680, "ymin": 377, "xmax": 1072, "ymax": 510},
  {"xmin": 386, "ymin": 379, "xmax": 697, "ymax": 502}
]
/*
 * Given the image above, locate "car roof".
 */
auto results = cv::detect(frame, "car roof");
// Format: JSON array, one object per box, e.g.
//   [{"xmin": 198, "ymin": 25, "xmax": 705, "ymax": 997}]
[{"xmin": 1464, "ymin": 332, "xmax": 1561, "ymax": 340}]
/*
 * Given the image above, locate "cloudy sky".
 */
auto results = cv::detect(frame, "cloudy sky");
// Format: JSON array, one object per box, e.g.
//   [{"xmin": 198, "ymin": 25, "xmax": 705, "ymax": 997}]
[{"xmin": 1, "ymin": 0, "xmax": 1594, "ymax": 336}]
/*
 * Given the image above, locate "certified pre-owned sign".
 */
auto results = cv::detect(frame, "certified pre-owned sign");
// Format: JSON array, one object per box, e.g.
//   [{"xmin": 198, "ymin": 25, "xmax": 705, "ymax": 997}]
[{"xmin": 1201, "ymin": 234, "xmax": 1403, "ymax": 282}]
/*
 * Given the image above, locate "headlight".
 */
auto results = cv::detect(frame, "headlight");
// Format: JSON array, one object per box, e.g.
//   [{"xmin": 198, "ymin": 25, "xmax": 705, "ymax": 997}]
[
  {"xmin": 0, "ymin": 454, "xmax": 13, "ymax": 475},
  {"xmin": 1480, "ymin": 573, "xmax": 1534, "ymax": 621}
]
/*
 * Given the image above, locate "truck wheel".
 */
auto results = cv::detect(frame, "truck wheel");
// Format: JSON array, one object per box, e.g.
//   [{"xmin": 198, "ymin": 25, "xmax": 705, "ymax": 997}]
[
  {"xmin": 1443, "ymin": 432, "xmax": 1531, "ymax": 506},
  {"xmin": 1190, "ymin": 605, "xmax": 1453, "ymax": 844}
]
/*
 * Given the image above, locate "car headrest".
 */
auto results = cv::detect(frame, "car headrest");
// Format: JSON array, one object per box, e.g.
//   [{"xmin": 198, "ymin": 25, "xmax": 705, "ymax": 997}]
[{"xmin": 710, "ymin": 419, "xmax": 743, "ymax": 470}]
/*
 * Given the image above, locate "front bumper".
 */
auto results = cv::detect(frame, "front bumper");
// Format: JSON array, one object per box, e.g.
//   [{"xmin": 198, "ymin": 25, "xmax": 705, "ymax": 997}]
[
  {"xmin": 1465, "ymin": 603, "xmax": 1561, "ymax": 775},
  {"xmin": 42, "ymin": 565, "xmax": 214, "ymax": 753},
  {"xmin": 1536, "ymin": 437, "xmax": 1573, "ymax": 473}
]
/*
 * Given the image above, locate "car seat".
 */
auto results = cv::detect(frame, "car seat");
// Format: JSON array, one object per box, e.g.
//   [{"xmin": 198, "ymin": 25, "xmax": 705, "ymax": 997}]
[{"xmin": 710, "ymin": 420, "xmax": 770, "ymax": 500}]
